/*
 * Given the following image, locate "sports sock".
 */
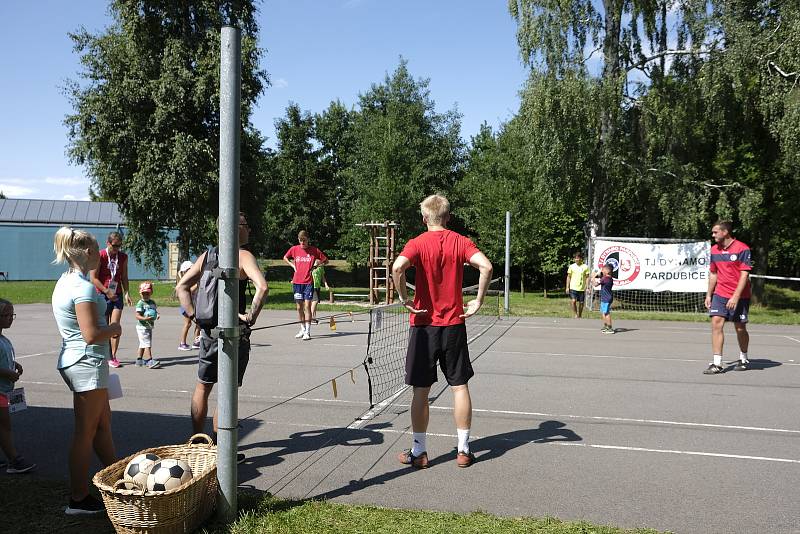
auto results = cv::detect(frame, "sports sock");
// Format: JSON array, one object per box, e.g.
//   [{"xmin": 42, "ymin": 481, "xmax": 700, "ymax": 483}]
[
  {"xmin": 457, "ymin": 428, "xmax": 470, "ymax": 454},
  {"xmin": 411, "ymin": 432, "xmax": 426, "ymax": 456},
  {"xmin": 305, "ymin": 322, "xmax": 311, "ymax": 334},
  {"xmin": 740, "ymin": 352, "xmax": 748, "ymax": 362},
  {"xmin": 713, "ymin": 354, "xmax": 722, "ymax": 366}
]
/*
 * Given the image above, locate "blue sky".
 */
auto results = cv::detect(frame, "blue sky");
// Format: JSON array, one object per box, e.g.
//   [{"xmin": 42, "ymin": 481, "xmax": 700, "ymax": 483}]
[{"xmin": 0, "ymin": 0, "xmax": 528, "ymax": 200}]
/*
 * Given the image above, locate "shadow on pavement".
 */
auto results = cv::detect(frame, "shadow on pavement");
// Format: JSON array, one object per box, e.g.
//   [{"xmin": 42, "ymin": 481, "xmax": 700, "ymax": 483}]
[{"xmin": 314, "ymin": 420, "xmax": 581, "ymax": 500}]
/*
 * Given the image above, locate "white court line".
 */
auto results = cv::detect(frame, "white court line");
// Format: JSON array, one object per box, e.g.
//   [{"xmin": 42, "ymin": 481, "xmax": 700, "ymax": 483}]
[
  {"xmin": 347, "ymin": 387, "xmax": 408, "ymax": 430},
  {"xmin": 512, "ymin": 324, "xmax": 799, "ymax": 339},
  {"xmin": 20, "ymin": 384, "xmax": 800, "ymax": 436},
  {"xmin": 785, "ymin": 336, "xmax": 800, "ymax": 344},
  {"xmin": 487, "ymin": 349, "xmax": 800, "ymax": 366},
  {"xmin": 16, "ymin": 350, "xmax": 59, "ymax": 360},
  {"xmin": 249, "ymin": 420, "xmax": 800, "ymax": 465}
]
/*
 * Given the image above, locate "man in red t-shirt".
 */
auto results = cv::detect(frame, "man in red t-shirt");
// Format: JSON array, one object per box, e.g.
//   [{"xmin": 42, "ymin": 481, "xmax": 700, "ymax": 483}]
[
  {"xmin": 89, "ymin": 231, "xmax": 133, "ymax": 368},
  {"xmin": 283, "ymin": 230, "xmax": 328, "ymax": 340},
  {"xmin": 391, "ymin": 194, "xmax": 492, "ymax": 469},
  {"xmin": 703, "ymin": 220, "xmax": 752, "ymax": 374}
]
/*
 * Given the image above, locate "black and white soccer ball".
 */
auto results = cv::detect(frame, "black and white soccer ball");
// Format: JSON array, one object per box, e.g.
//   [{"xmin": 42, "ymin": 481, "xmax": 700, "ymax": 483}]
[
  {"xmin": 145, "ymin": 458, "xmax": 193, "ymax": 492},
  {"xmin": 122, "ymin": 453, "xmax": 160, "ymax": 490}
]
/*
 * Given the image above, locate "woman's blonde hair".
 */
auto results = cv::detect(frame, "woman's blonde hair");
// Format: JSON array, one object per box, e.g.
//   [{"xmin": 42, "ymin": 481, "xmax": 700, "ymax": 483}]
[
  {"xmin": 420, "ymin": 194, "xmax": 450, "ymax": 225},
  {"xmin": 53, "ymin": 226, "xmax": 98, "ymax": 271}
]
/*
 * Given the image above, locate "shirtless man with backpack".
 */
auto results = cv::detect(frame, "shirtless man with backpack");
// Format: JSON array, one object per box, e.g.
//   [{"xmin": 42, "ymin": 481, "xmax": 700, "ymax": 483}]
[{"xmin": 176, "ymin": 213, "xmax": 268, "ymax": 460}]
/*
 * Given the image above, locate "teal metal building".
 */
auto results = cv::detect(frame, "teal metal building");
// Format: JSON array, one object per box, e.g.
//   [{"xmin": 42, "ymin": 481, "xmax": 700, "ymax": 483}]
[{"xmin": 0, "ymin": 199, "xmax": 171, "ymax": 281}]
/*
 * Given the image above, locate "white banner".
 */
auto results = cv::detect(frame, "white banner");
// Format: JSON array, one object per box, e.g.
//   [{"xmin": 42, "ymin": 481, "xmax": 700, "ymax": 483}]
[{"xmin": 593, "ymin": 240, "xmax": 710, "ymax": 292}]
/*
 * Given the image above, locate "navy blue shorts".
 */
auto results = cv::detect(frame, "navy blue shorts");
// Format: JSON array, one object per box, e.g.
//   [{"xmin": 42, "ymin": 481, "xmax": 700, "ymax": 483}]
[
  {"xmin": 293, "ymin": 283, "xmax": 314, "ymax": 301},
  {"xmin": 569, "ymin": 289, "xmax": 585, "ymax": 303},
  {"xmin": 708, "ymin": 294, "xmax": 750, "ymax": 323},
  {"xmin": 104, "ymin": 294, "xmax": 124, "ymax": 315}
]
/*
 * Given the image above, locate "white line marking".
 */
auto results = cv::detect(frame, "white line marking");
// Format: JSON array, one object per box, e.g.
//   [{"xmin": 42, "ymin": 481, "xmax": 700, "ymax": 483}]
[
  {"xmin": 247, "ymin": 420, "xmax": 800, "ymax": 465},
  {"xmin": 785, "ymin": 336, "xmax": 800, "ymax": 344},
  {"xmin": 347, "ymin": 387, "xmax": 409, "ymax": 430},
  {"xmin": 16, "ymin": 350, "xmax": 59, "ymax": 360},
  {"xmin": 512, "ymin": 324, "xmax": 800, "ymax": 339},
  {"xmin": 487, "ymin": 350, "xmax": 800, "ymax": 366}
]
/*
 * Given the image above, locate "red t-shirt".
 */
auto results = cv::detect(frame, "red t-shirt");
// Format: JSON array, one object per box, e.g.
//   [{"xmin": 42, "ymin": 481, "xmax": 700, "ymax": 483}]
[
  {"xmin": 710, "ymin": 239, "xmax": 752, "ymax": 299},
  {"xmin": 285, "ymin": 245, "xmax": 328, "ymax": 284},
  {"xmin": 96, "ymin": 248, "xmax": 128, "ymax": 295},
  {"xmin": 400, "ymin": 230, "xmax": 481, "ymax": 327}
]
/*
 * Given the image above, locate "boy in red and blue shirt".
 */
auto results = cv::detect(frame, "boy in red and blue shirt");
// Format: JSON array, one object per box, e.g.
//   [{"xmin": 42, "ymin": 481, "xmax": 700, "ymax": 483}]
[
  {"xmin": 283, "ymin": 231, "xmax": 328, "ymax": 340},
  {"xmin": 703, "ymin": 221, "xmax": 752, "ymax": 374}
]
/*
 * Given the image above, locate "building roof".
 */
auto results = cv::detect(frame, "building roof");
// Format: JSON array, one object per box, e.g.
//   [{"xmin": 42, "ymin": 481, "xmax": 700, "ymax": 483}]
[{"xmin": 0, "ymin": 199, "xmax": 123, "ymax": 225}]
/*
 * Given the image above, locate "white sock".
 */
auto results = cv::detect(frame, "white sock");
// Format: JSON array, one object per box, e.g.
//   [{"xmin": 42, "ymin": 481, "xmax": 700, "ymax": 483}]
[
  {"xmin": 457, "ymin": 428, "xmax": 470, "ymax": 454},
  {"xmin": 411, "ymin": 432, "xmax": 426, "ymax": 456},
  {"xmin": 740, "ymin": 352, "xmax": 748, "ymax": 362},
  {"xmin": 305, "ymin": 322, "xmax": 311, "ymax": 334},
  {"xmin": 713, "ymin": 354, "xmax": 722, "ymax": 366}
]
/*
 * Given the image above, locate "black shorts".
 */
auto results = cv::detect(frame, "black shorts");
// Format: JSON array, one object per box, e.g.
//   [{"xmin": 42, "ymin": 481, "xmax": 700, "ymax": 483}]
[
  {"xmin": 405, "ymin": 323, "xmax": 474, "ymax": 388},
  {"xmin": 197, "ymin": 326, "xmax": 251, "ymax": 386}
]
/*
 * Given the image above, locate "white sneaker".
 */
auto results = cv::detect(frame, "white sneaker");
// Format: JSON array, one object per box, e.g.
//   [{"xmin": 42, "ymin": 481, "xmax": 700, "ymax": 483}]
[
  {"xmin": 302, "ymin": 332, "xmax": 311, "ymax": 340},
  {"xmin": 295, "ymin": 329, "xmax": 305, "ymax": 339}
]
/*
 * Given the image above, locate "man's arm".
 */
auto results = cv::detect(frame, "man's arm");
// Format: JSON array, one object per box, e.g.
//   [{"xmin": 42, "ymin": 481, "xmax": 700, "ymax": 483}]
[
  {"xmin": 461, "ymin": 251, "xmax": 493, "ymax": 318},
  {"xmin": 88, "ymin": 268, "xmax": 113, "ymax": 299},
  {"xmin": 705, "ymin": 271, "xmax": 718, "ymax": 309},
  {"xmin": 726, "ymin": 270, "xmax": 750, "ymax": 309},
  {"xmin": 565, "ymin": 270, "xmax": 572, "ymax": 294},
  {"xmin": 391, "ymin": 255, "xmax": 427, "ymax": 314},
  {"xmin": 240, "ymin": 250, "xmax": 269, "ymax": 325},
  {"xmin": 283, "ymin": 251, "xmax": 296, "ymax": 272},
  {"xmin": 121, "ymin": 256, "xmax": 132, "ymax": 306},
  {"xmin": 176, "ymin": 253, "xmax": 206, "ymax": 318}
]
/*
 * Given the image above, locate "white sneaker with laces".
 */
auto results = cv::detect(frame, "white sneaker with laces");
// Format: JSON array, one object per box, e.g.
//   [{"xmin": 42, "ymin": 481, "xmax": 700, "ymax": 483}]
[
  {"xmin": 295, "ymin": 328, "xmax": 305, "ymax": 339},
  {"xmin": 302, "ymin": 332, "xmax": 311, "ymax": 340}
]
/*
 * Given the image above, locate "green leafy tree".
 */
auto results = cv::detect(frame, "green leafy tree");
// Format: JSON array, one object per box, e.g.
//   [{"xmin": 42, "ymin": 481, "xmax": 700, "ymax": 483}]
[
  {"xmin": 261, "ymin": 103, "xmax": 342, "ymax": 255},
  {"xmin": 65, "ymin": 0, "xmax": 268, "ymax": 271},
  {"xmin": 337, "ymin": 60, "xmax": 465, "ymax": 263}
]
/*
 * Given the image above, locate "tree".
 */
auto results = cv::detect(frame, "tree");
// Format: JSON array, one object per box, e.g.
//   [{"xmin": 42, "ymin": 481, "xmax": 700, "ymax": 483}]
[
  {"xmin": 337, "ymin": 59, "xmax": 464, "ymax": 263},
  {"xmin": 65, "ymin": 0, "xmax": 268, "ymax": 271},
  {"xmin": 507, "ymin": 0, "xmax": 712, "ymax": 235},
  {"xmin": 261, "ymin": 103, "xmax": 343, "ymax": 255}
]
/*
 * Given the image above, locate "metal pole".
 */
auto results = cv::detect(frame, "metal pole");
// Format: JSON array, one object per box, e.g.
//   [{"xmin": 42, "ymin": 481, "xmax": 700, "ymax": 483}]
[
  {"xmin": 504, "ymin": 211, "xmax": 510, "ymax": 313},
  {"xmin": 217, "ymin": 24, "xmax": 241, "ymax": 523}
]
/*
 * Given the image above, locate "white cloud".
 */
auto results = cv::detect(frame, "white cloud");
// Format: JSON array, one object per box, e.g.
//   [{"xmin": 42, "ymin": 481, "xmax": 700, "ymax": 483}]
[
  {"xmin": 273, "ymin": 78, "xmax": 289, "ymax": 89},
  {"xmin": 44, "ymin": 176, "xmax": 89, "ymax": 186},
  {"xmin": 0, "ymin": 183, "xmax": 36, "ymax": 197}
]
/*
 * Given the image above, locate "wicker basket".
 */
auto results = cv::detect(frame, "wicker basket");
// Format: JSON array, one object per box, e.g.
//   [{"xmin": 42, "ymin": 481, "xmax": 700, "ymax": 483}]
[{"xmin": 93, "ymin": 433, "xmax": 218, "ymax": 534}]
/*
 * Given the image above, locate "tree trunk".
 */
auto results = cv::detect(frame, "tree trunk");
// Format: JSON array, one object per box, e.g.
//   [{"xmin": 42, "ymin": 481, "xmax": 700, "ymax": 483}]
[
  {"xmin": 590, "ymin": 0, "xmax": 625, "ymax": 237},
  {"xmin": 751, "ymin": 185, "xmax": 774, "ymax": 305},
  {"xmin": 521, "ymin": 268, "xmax": 525, "ymax": 298},
  {"xmin": 178, "ymin": 231, "xmax": 190, "ymax": 264},
  {"xmin": 542, "ymin": 270, "xmax": 547, "ymax": 298}
]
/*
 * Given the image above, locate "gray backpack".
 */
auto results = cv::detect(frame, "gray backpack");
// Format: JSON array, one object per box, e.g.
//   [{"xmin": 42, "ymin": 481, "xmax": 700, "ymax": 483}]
[{"xmin": 194, "ymin": 247, "xmax": 219, "ymax": 329}]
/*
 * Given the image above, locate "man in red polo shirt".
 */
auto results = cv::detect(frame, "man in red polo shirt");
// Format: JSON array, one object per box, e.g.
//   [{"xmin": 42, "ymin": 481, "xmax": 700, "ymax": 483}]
[
  {"xmin": 703, "ymin": 220, "xmax": 752, "ymax": 374},
  {"xmin": 391, "ymin": 194, "xmax": 493, "ymax": 468}
]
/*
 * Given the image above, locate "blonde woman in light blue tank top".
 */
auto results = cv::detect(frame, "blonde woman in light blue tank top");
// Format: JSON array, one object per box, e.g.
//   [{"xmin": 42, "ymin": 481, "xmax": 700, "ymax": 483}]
[{"xmin": 51, "ymin": 226, "xmax": 121, "ymax": 516}]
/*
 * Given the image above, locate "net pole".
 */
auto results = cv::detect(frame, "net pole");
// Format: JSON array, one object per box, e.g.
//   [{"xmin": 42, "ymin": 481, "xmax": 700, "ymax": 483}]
[
  {"xmin": 217, "ymin": 24, "xmax": 241, "ymax": 523},
  {"xmin": 504, "ymin": 211, "xmax": 510, "ymax": 313}
]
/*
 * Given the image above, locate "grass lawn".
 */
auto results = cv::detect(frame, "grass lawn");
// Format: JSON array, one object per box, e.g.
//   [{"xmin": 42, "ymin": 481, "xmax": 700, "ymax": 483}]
[{"xmin": 0, "ymin": 476, "xmax": 665, "ymax": 534}]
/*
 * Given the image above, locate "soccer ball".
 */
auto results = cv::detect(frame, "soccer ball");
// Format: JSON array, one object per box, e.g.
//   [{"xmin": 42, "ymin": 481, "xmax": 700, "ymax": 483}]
[
  {"xmin": 144, "ymin": 308, "xmax": 158, "ymax": 320},
  {"xmin": 122, "ymin": 453, "xmax": 160, "ymax": 490},
  {"xmin": 146, "ymin": 458, "xmax": 193, "ymax": 493}
]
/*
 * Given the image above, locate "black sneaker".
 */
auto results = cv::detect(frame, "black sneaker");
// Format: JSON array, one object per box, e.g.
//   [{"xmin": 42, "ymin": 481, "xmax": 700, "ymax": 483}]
[
  {"xmin": 7, "ymin": 455, "xmax": 36, "ymax": 474},
  {"xmin": 65, "ymin": 494, "xmax": 105, "ymax": 515},
  {"xmin": 734, "ymin": 360, "xmax": 750, "ymax": 371},
  {"xmin": 703, "ymin": 364, "xmax": 724, "ymax": 375}
]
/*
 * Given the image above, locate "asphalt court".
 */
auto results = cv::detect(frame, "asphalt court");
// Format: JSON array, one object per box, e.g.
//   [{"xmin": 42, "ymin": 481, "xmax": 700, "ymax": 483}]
[{"xmin": 5, "ymin": 303, "xmax": 800, "ymax": 534}]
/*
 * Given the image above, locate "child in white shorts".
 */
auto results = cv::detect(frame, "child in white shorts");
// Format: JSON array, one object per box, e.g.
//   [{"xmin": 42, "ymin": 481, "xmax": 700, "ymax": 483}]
[{"xmin": 134, "ymin": 282, "xmax": 161, "ymax": 368}]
